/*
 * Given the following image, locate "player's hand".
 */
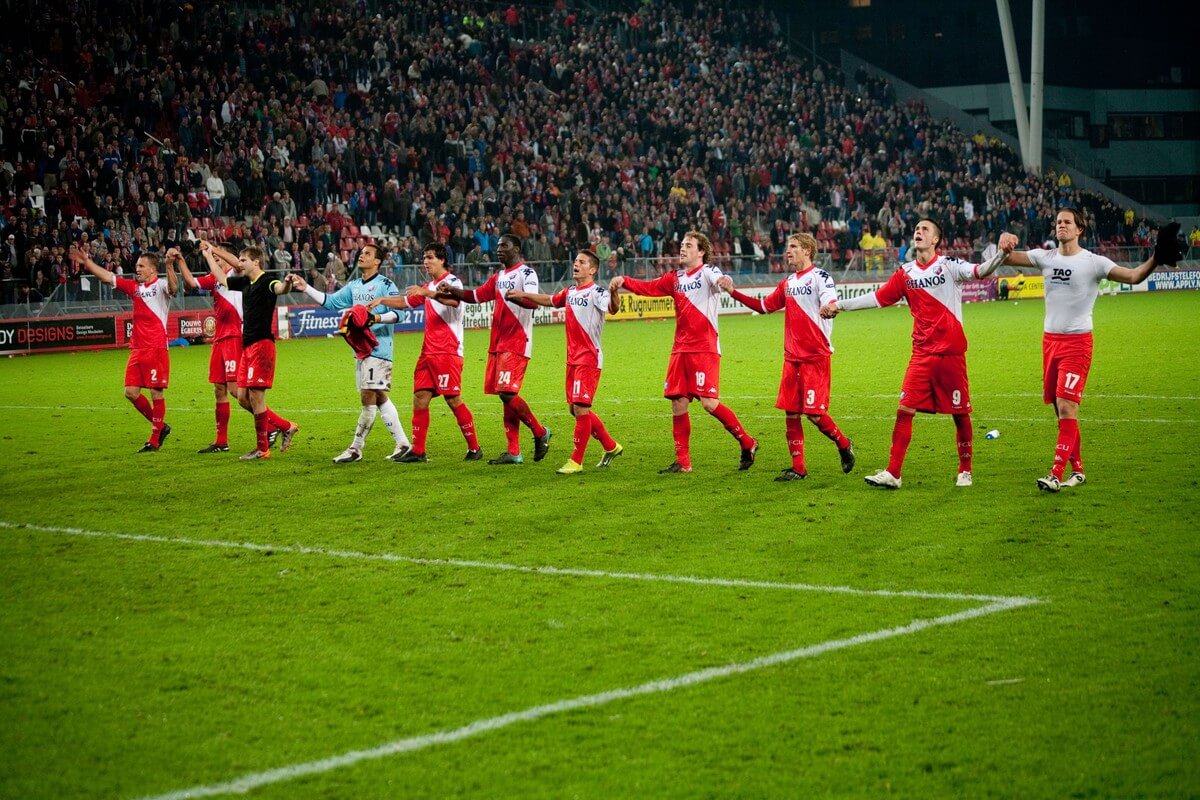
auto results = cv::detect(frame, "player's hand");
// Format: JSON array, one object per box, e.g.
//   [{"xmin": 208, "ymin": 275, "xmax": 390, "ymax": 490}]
[
  {"xmin": 291, "ymin": 274, "xmax": 308, "ymax": 292},
  {"xmin": 819, "ymin": 301, "xmax": 840, "ymax": 319},
  {"xmin": 365, "ymin": 297, "xmax": 383, "ymax": 310},
  {"xmin": 405, "ymin": 284, "xmax": 428, "ymax": 297},
  {"xmin": 716, "ymin": 275, "xmax": 733, "ymax": 292},
  {"xmin": 609, "ymin": 276, "xmax": 624, "ymax": 292},
  {"xmin": 998, "ymin": 232, "xmax": 1018, "ymax": 253},
  {"xmin": 198, "ymin": 239, "xmax": 213, "ymax": 253},
  {"xmin": 434, "ymin": 281, "xmax": 453, "ymax": 297}
]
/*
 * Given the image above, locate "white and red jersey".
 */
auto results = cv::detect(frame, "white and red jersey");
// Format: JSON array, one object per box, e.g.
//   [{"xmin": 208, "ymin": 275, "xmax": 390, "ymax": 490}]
[
  {"xmin": 114, "ymin": 276, "xmax": 171, "ymax": 349},
  {"xmin": 622, "ymin": 263, "xmax": 724, "ymax": 354},
  {"xmin": 872, "ymin": 255, "xmax": 981, "ymax": 355},
  {"xmin": 409, "ymin": 273, "xmax": 465, "ymax": 356},
  {"xmin": 196, "ymin": 273, "xmax": 244, "ymax": 341},
  {"xmin": 551, "ymin": 281, "xmax": 610, "ymax": 368},
  {"xmin": 757, "ymin": 266, "xmax": 838, "ymax": 361},
  {"xmin": 1026, "ymin": 247, "xmax": 1115, "ymax": 334},
  {"xmin": 468, "ymin": 262, "xmax": 539, "ymax": 357}
]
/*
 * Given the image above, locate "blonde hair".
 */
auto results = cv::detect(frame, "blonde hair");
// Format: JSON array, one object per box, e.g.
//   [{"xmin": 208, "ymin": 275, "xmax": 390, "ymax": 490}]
[
  {"xmin": 788, "ymin": 233, "xmax": 818, "ymax": 260},
  {"xmin": 684, "ymin": 230, "xmax": 714, "ymax": 262}
]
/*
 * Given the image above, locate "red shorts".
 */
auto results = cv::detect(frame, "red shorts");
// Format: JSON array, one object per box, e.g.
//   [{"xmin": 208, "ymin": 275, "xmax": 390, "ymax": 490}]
[
  {"xmin": 900, "ymin": 353, "xmax": 971, "ymax": 414},
  {"xmin": 124, "ymin": 347, "xmax": 169, "ymax": 389},
  {"xmin": 208, "ymin": 337, "xmax": 242, "ymax": 385},
  {"xmin": 237, "ymin": 339, "xmax": 276, "ymax": 389},
  {"xmin": 565, "ymin": 364, "xmax": 602, "ymax": 405},
  {"xmin": 664, "ymin": 352, "xmax": 721, "ymax": 399},
  {"xmin": 775, "ymin": 357, "xmax": 832, "ymax": 414},
  {"xmin": 1043, "ymin": 333, "xmax": 1093, "ymax": 404},
  {"xmin": 483, "ymin": 351, "xmax": 528, "ymax": 395},
  {"xmin": 414, "ymin": 353, "xmax": 464, "ymax": 396}
]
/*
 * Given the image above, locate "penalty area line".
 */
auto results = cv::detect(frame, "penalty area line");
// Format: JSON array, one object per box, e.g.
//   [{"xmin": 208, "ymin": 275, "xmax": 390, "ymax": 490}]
[
  {"xmin": 132, "ymin": 600, "xmax": 1030, "ymax": 800},
  {"xmin": 0, "ymin": 521, "xmax": 1038, "ymax": 605},
  {"xmin": 0, "ymin": 520, "xmax": 1039, "ymax": 800}
]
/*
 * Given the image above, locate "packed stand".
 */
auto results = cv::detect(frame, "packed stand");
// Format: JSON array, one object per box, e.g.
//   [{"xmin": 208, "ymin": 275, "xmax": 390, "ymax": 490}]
[{"xmin": 0, "ymin": 0, "xmax": 1158, "ymax": 306}]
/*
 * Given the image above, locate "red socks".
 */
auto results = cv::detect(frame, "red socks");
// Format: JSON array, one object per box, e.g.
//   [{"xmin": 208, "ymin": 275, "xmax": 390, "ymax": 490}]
[
  {"xmin": 887, "ymin": 411, "xmax": 914, "ymax": 477},
  {"xmin": 215, "ymin": 402, "xmax": 230, "ymax": 446},
  {"xmin": 130, "ymin": 394, "xmax": 153, "ymax": 421},
  {"xmin": 265, "ymin": 408, "xmax": 293, "ymax": 432},
  {"xmin": 150, "ymin": 398, "xmax": 166, "ymax": 445},
  {"xmin": 1053, "ymin": 418, "xmax": 1080, "ymax": 480},
  {"xmin": 502, "ymin": 402, "xmax": 521, "ymax": 455},
  {"xmin": 709, "ymin": 402, "xmax": 754, "ymax": 449},
  {"xmin": 589, "ymin": 412, "xmax": 617, "ymax": 451},
  {"xmin": 786, "ymin": 416, "xmax": 806, "ymax": 473},
  {"xmin": 810, "ymin": 413, "xmax": 850, "ymax": 450},
  {"xmin": 571, "ymin": 412, "xmax": 593, "ymax": 464},
  {"xmin": 254, "ymin": 411, "xmax": 270, "ymax": 453},
  {"xmin": 451, "ymin": 403, "xmax": 479, "ymax": 450},
  {"xmin": 672, "ymin": 413, "xmax": 692, "ymax": 469},
  {"xmin": 412, "ymin": 407, "xmax": 430, "ymax": 453},
  {"xmin": 1069, "ymin": 425, "xmax": 1084, "ymax": 473},
  {"xmin": 953, "ymin": 414, "xmax": 973, "ymax": 473},
  {"xmin": 507, "ymin": 395, "xmax": 546, "ymax": 438}
]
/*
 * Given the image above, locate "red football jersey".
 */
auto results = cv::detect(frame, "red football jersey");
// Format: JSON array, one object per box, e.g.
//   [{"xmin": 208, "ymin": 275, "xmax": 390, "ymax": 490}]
[
  {"xmin": 115, "ymin": 276, "xmax": 171, "ymax": 349},
  {"xmin": 757, "ymin": 266, "xmax": 838, "ymax": 361},
  {"xmin": 622, "ymin": 263, "xmax": 724, "ymax": 355},
  {"xmin": 874, "ymin": 255, "xmax": 979, "ymax": 355},
  {"xmin": 409, "ymin": 274, "xmax": 465, "ymax": 356},
  {"xmin": 551, "ymin": 282, "xmax": 609, "ymax": 368},
  {"xmin": 196, "ymin": 273, "xmax": 244, "ymax": 341},
  {"xmin": 468, "ymin": 263, "xmax": 539, "ymax": 357}
]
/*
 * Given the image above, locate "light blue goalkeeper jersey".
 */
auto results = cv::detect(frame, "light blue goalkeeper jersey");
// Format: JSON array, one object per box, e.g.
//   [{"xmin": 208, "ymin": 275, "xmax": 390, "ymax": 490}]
[{"xmin": 319, "ymin": 273, "xmax": 402, "ymax": 361}]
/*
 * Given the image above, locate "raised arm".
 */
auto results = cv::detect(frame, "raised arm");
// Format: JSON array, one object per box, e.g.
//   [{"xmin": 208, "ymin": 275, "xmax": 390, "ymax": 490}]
[
  {"xmin": 199, "ymin": 240, "xmax": 229, "ymax": 289},
  {"xmin": 616, "ymin": 272, "xmax": 673, "ymax": 297},
  {"xmin": 69, "ymin": 245, "xmax": 116, "ymax": 284},
  {"xmin": 505, "ymin": 288, "xmax": 553, "ymax": 307},
  {"xmin": 973, "ymin": 248, "xmax": 1009, "ymax": 278},
  {"xmin": 407, "ymin": 282, "xmax": 459, "ymax": 307},
  {"xmin": 174, "ymin": 246, "xmax": 199, "ymax": 290},
  {"xmin": 1109, "ymin": 221, "xmax": 1183, "ymax": 285},
  {"xmin": 164, "ymin": 249, "xmax": 179, "ymax": 296},
  {"xmin": 1106, "ymin": 257, "xmax": 1158, "ymax": 285},
  {"xmin": 271, "ymin": 274, "xmax": 297, "ymax": 295},
  {"xmin": 998, "ymin": 232, "xmax": 1038, "ymax": 269},
  {"xmin": 718, "ymin": 274, "xmax": 772, "ymax": 314}
]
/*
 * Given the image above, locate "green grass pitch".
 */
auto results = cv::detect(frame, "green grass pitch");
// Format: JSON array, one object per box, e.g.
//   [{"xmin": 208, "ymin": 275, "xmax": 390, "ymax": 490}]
[{"xmin": 0, "ymin": 290, "xmax": 1197, "ymax": 799}]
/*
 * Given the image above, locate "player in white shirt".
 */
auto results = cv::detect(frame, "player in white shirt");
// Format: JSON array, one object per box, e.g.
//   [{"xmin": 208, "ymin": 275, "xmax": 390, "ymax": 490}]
[{"xmin": 999, "ymin": 208, "xmax": 1164, "ymax": 492}]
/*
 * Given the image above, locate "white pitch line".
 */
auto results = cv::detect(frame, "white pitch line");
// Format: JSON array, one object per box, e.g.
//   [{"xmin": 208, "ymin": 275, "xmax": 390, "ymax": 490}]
[
  {"xmin": 0, "ymin": 522, "xmax": 1035, "ymax": 604},
  {"xmin": 133, "ymin": 599, "xmax": 1030, "ymax": 800},
  {"xmin": 0, "ymin": 404, "xmax": 1194, "ymax": 425},
  {"xmin": 2, "ymin": 520, "xmax": 1039, "ymax": 800}
]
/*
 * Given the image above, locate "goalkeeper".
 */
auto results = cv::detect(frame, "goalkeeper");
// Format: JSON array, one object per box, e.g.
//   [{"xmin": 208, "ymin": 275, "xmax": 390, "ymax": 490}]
[
  {"xmin": 292, "ymin": 243, "xmax": 413, "ymax": 464},
  {"xmin": 999, "ymin": 211, "xmax": 1180, "ymax": 493}
]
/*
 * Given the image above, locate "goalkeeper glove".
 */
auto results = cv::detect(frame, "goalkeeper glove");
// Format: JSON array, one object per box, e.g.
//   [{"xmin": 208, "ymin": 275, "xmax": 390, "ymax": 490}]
[{"xmin": 1153, "ymin": 221, "xmax": 1183, "ymax": 267}]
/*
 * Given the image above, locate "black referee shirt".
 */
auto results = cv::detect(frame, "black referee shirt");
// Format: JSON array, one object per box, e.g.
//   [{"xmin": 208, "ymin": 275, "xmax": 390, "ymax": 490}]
[{"xmin": 228, "ymin": 273, "xmax": 281, "ymax": 348}]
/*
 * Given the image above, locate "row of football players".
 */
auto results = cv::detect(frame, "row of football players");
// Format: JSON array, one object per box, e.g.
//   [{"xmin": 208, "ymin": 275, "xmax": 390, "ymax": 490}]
[{"xmin": 73, "ymin": 214, "xmax": 1180, "ymax": 488}]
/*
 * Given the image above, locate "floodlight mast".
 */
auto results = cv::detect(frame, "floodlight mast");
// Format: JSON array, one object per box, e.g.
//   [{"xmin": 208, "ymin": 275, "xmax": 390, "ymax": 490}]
[{"xmin": 994, "ymin": 0, "xmax": 1044, "ymax": 174}]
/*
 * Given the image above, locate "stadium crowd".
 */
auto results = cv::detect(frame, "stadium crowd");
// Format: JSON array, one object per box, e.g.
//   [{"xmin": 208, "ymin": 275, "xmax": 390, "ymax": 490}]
[{"xmin": 0, "ymin": 0, "xmax": 1164, "ymax": 306}]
